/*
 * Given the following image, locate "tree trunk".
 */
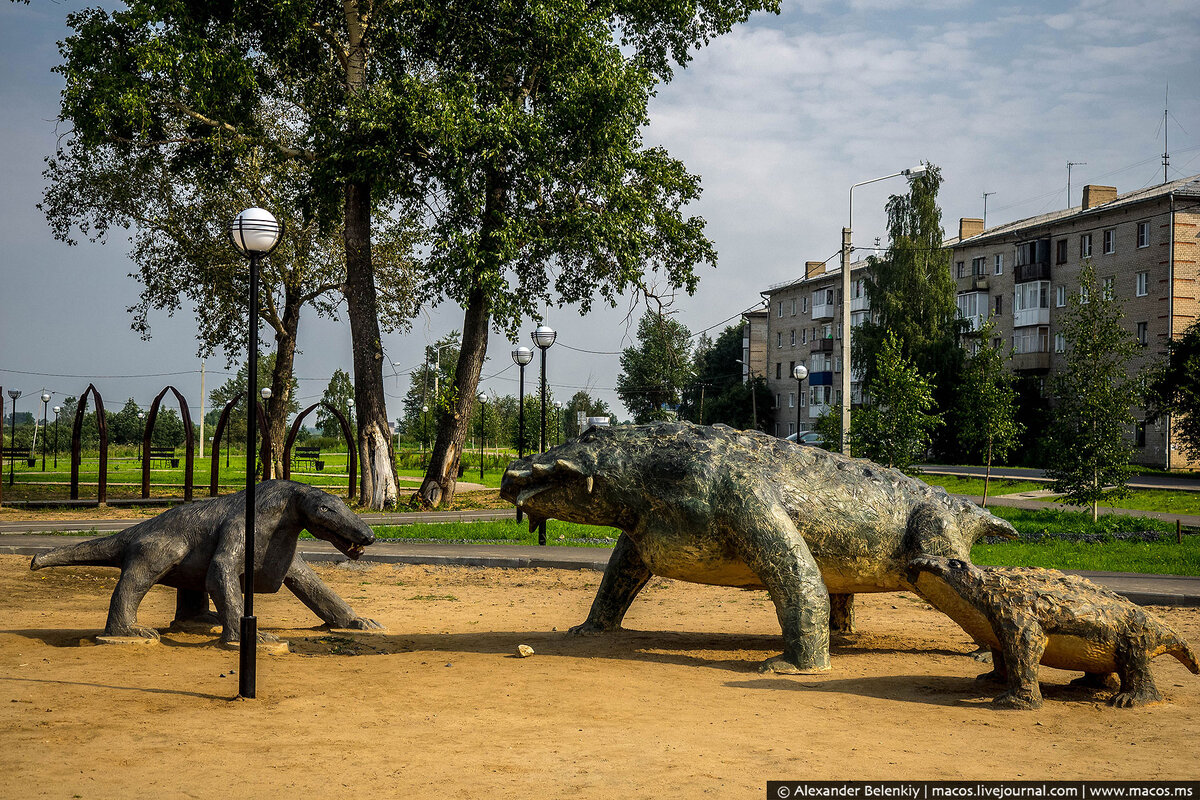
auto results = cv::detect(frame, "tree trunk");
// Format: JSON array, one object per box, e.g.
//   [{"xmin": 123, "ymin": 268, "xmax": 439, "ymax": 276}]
[
  {"xmin": 344, "ymin": 178, "xmax": 399, "ymax": 508},
  {"xmin": 264, "ymin": 282, "xmax": 303, "ymax": 478}
]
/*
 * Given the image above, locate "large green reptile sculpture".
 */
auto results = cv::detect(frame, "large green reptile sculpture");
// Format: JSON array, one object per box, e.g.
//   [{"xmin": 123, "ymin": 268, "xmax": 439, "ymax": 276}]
[{"xmin": 499, "ymin": 422, "xmax": 1016, "ymax": 674}]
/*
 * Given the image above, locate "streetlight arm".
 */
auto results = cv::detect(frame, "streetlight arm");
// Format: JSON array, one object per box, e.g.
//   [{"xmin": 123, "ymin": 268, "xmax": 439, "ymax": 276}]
[{"xmin": 848, "ymin": 165, "xmax": 926, "ymax": 232}]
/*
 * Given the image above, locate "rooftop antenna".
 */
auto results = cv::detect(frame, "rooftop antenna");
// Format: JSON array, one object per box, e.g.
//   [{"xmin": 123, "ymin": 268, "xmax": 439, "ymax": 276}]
[
  {"xmin": 1067, "ymin": 161, "xmax": 1086, "ymax": 208},
  {"xmin": 1162, "ymin": 83, "xmax": 1170, "ymax": 184},
  {"xmin": 982, "ymin": 191, "xmax": 995, "ymax": 228}
]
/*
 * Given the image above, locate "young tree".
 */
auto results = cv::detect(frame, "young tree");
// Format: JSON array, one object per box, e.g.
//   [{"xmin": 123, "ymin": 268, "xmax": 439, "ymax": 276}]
[
  {"xmin": 1044, "ymin": 262, "xmax": 1141, "ymax": 521},
  {"xmin": 953, "ymin": 318, "xmax": 1023, "ymax": 505},
  {"xmin": 1146, "ymin": 319, "xmax": 1200, "ymax": 462},
  {"xmin": 400, "ymin": 334, "xmax": 463, "ymax": 439},
  {"xmin": 317, "ymin": 369, "xmax": 355, "ymax": 438},
  {"xmin": 617, "ymin": 311, "xmax": 696, "ymax": 423},
  {"xmin": 852, "ymin": 332, "xmax": 941, "ymax": 471},
  {"xmin": 563, "ymin": 391, "xmax": 613, "ymax": 439},
  {"xmin": 679, "ymin": 325, "xmax": 758, "ymax": 427},
  {"xmin": 209, "ymin": 353, "xmax": 300, "ymax": 473}
]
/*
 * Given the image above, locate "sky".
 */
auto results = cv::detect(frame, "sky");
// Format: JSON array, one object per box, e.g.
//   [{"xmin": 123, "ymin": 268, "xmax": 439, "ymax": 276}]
[{"xmin": 2, "ymin": 0, "xmax": 1199, "ymax": 425}]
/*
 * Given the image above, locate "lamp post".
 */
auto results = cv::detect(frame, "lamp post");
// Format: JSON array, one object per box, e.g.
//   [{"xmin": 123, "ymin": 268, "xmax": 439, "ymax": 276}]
[
  {"xmin": 40, "ymin": 392, "xmax": 50, "ymax": 471},
  {"xmin": 260, "ymin": 388, "xmax": 272, "ymax": 481},
  {"xmin": 841, "ymin": 164, "xmax": 926, "ymax": 457},
  {"xmin": 421, "ymin": 405, "xmax": 429, "ymax": 461},
  {"xmin": 531, "ymin": 323, "xmax": 556, "ymax": 546},
  {"xmin": 792, "ymin": 364, "xmax": 809, "ymax": 438},
  {"xmin": 229, "ymin": 205, "xmax": 283, "ymax": 699},
  {"xmin": 555, "ymin": 401, "xmax": 563, "ymax": 445},
  {"xmin": 511, "ymin": 346, "xmax": 533, "ymax": 523},
  {"xmin": 52, "ymin": 406, "xmax": 61, "ymax": 469},
  {"xmin": 477, "ymin": 393, "xmax": 488, "ymax": 480},
  {"xmin": 6, "ymin": 390, "xmax": 19, "ymax": 486},
  {"xmin": 137, "ymin": 411, "xmax": 145, "ymax": 462}
]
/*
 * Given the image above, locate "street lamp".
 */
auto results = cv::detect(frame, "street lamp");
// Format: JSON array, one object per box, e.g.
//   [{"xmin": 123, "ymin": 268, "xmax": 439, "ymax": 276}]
[
  {"xmin": 52, "ymin": 406, "xmax": 61, "ymax": 469},
  {"xmin": 511, "ymin": 346, "xmax": 533, "ymax": 523},
  {"xmin": 6, "ymin": 389, "xmax": 20, "ymax": 486},
  {"xmin": 531, "ymin": 323, "xmax": 556, "ymax": 546},
  {"xmin": 841, "ymin": 164, "xmax": 926, "ymax": 457},
  {"xmin": 229, "ymin": 205, "xmax": 283, "ymax": 699},
  {"xmin": 477, "ymin": 392, "xmax": 488, "ymax": 480},
  {"xmin": 40, "ymin": 392, "xmax": 50, "ymax": 472},
  {"xmin": 137, "ymin": 411, "xmax": 146, "ymax": 462},
  {"xmin": 421, "ymin": 405, "xmax": 429, "ymax": 461},
  {"xmin": 555, "ymin": 401, "xmax": 564, "ymax": 445},
  {"xmin": 792, "ymin": 364, "xmax": 809, "ymax": 439}
]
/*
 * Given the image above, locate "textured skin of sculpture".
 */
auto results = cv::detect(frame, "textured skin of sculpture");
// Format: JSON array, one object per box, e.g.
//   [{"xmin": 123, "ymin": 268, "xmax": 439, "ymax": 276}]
[
  {"xmin": 907, "ymin": 556, "xmax": 1199, "ymax": 709},
  {"xmin": 30, "ymin": 480, "xmax": 380, "ymax": 644},
  {"xmin": 499, "ymin": 422, "xmax": 1017, "ymax": 674}
]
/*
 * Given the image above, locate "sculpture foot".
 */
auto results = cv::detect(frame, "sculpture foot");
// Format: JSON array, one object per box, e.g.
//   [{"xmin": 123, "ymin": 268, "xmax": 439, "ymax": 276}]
[
  {"xmin": 757, "ymin": 655, "xmax": 830, "ymax": 675},
  {"xmin": 327, "ymin": 617, "xmax": 386, "ymax": 632},
  {"xmin": 170, "ymin": 611, "xmax": 222, "ymax": 633},
  {"xmin": 568, "ymin": 620, "xmax": 619, "ymax": 636},
  {"xmin": 993, "ymin": 689, "xmax": 1042, "ymax": 710},
  {"xmin": 975, "ymin": 669, "xmax": 1006, "ymax": 684},
  {"xmin": 220, "ymin": 632, "xmax": 289, "ymax": 654},
  {"xmin": 101, "ymin": 626, "xmax": 161, "ymax": 642},
  {"xmin": 1110, "ymin": 688, "xmax": 1162, "ymax": 708}
]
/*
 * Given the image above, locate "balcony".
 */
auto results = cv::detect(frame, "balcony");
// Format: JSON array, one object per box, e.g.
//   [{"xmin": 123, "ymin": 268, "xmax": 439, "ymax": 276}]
[
  {"xmin": 1013, "ymin": 307, "xmax": 1050, "ymax": 327},
  {"xmin": 811, "ymin": 300, "xmax": 835, "ymax": 321},
  {"xmin": 811, "ymin": 337, "xmax": 834, "ymax": 353},
  {"xmin": 972, "ymin": 275, "xmax": 989, "ymax": 290},
  {"xmin": 1012, "ymin": 352, "xmax": 1051, "ymax": 372},
  {"xmin": 1014, "ymin": 262, "xmax": 1051, "ymax": 283},
  {"xmin": 808, "ymin": 371, "xmax": 833, "ymax": 386},
  {"xmin": 851, "ymin": 294, "xmax": 869, "ymax": 313}
]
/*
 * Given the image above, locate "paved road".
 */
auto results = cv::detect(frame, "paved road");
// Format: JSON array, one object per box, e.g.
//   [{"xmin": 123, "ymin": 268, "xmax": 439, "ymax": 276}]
[
  {"xmin": 921, "ymin": 464, "xmax": 1200, "ymax": 492},
  {"xmin": 3, "ymin": 534, "xmax": 1197, "ymax": 607}
]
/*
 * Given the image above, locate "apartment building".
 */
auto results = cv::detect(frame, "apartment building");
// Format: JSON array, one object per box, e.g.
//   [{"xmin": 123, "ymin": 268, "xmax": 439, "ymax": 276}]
[
  {"xmin": 948, "ymin": 175, "xmax": 1200, "ymax": 468},
  {"xmin": 750, "ymin": 258, "xmax": 871, "ymax": 437}
]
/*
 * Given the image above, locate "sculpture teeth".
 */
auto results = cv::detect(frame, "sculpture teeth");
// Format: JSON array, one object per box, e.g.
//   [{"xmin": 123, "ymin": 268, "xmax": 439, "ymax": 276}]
[{"xmin": 585, "ymin": 476, "xmax": 594, "ymax": 494}]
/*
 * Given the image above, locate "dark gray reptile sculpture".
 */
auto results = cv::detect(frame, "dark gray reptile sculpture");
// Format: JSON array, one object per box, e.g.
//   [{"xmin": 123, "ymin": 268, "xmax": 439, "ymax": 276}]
[
  {"xmin": 30, "ymin": 480, "xmax": 380, "ymax": 645},
  {"xmin": 907, "ymin": 555, "xmax": 1199, "ymax": 708},
  {"xmin": 499, "ymin": 422, "xmax": 1016, "ymax": 674}
]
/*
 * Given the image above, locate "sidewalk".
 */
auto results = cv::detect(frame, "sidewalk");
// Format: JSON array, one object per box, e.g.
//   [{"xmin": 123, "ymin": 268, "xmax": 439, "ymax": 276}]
[{"xmin": 3, "ymin": 533, "xmax": 1197, "ymax": 608}]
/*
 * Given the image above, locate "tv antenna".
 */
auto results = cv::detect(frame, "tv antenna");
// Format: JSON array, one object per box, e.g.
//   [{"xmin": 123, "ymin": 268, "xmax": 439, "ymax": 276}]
[
  {"xmin": 1067, "ymin": 162, "xmax": 1086, "ymax": 208},
  {"xmin": 982, "ymin": 192, "xmax": 995, "ymax": 228}
]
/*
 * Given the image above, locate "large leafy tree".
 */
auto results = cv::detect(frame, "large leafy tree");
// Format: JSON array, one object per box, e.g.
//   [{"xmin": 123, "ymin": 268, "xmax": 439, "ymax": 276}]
[
  {"xmin": 412, "ymin": 0, "xmax": 778, "ymax": 507},
  {"xmin": 1044, "ymin": 262, "xmax": 1141, "ymax": 521},
  {"xmin": 317, "ymin": 369, "xmax": 355, "ymax": 438},
  {"xmin": 563, "ymin": 391, "xmax": 612, "ymax": 439},
  {"xmin": 1146, "ymin": 319, "xmax": 1200, "ymax": 463},
  {"xmin": 852, "ymin": 332, "xmax": 941, "ymax": 471},
  {"xmin": 679, "ymin": 324, "xmax": 767, "ymax": 428},
  {"xmin": 617, "ymin": 311, "xmax": 695, "ymax": 423},
  {"xmin": 952, "ymin": 318, "xmax": 1022, "ymax": 505},
  {"xmin": 854, "ymin": 163, "xmax": 962, "ymax": 456}
]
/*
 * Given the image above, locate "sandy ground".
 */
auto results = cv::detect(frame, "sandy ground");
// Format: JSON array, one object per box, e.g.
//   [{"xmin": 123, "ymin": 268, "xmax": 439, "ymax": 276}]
[{"xmin": 1, "ymin": 554, "xmax": 1198, "ymax": 799}]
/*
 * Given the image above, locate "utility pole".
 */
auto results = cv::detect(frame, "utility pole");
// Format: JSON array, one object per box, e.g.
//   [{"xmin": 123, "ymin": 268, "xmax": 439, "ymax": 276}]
[
  {"xmin": 982, "ymin": 192, "xmax": 995, "ymax": 228},
  {"xmin": 698, "ymin": 383, "xmax": 705, "ymax": 425},
  {"xmin": 1067, "ymin": 161, "xmax": 1086, "ymax": 208}
]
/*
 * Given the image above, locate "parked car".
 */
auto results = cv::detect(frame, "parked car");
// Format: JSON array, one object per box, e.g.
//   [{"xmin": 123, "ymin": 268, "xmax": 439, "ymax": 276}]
[{"xmin": 785, "ymin": 431, "xmax": 825, "ymax": 447}]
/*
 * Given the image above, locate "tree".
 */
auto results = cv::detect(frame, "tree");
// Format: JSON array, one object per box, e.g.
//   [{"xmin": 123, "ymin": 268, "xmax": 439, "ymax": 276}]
[
  {"xmin": 317, "ymin": 369, "xmax": 355, "ymax": 438},
  {"xmin": 563, "ymin": 391, "xmax": 612, "ymax": 439},
  {"xmin": 1146, "ymin": 318, "xmax": 1200, "ymax": 463},
  {"xmin": 852, "ymin": 332, "xmax": 941, "ymax": 471},
  {"xmin": 1044, "ymin": 261, "xmax": 1141, "ymax": 521},
  {"xmin": 617, "ymin": 311, "xmax": 696, "ymax": 423},
  {"xmin": 953, "ymin": 318, "xmax": 1023, "ymax": 505},
  {"xmin": 412, "ymin": 0, "xmax": 778, "ymax": 508},
  {"xmin": 209, "ymin": 353, "xmax": 299, "ymax": 473},
  {"xmin": 854, "ymin": 163, "xmax": 962, "ymax": 456},
  {"xmin": 679, "ymin": 324, "xmax": 766, "ymax": 429}
]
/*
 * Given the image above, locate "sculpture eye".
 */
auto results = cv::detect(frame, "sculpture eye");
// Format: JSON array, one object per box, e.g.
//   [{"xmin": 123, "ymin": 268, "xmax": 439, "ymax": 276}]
[{"xmin": 948, "ymin": 559, "xmax": 967, "ymax": 570}]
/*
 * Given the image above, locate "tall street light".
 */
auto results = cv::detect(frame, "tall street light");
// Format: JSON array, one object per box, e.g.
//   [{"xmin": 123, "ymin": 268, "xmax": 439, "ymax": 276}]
[
  {"xmin": 477, "ymin": 393, "xmax": 488, "ymax": 480},
  {"xmin": 52, "ymin": 406, "xmax": 61, "ymax": 469},
  {"xmin": 421, "ymin": 405, "xmax": 429, "ymax": 461},
  {"xmin": 841, "ymin": 164, "xmax": 926, "ymax": 457},
  {"xmin": 137, "ymin": 411, "xmax": 146, "ymax": 462},
  {"xmin": 8, "ymin": 389, "xmax": 21, "ymax": 486},
  {"xmin": 531, "ymin": 323, "xmax": 556, "ymax": 546},
  {"xmin": 229, "ymin": 205, "xmax": 283, "ymax": 699},
  {"xmin": 792, "ymin": 364, "xmax": 809, "ymax": 438},
  {"xmin": 555, "ymin": 401, "xmax": 564, "ymax": 445},
  {"xmin": 511, "ymin": 346, "xmax": 533, "ymax": 523},
  {"xmin": 40, "ymin": 392, "xmax": 50, "ymax": 472}
]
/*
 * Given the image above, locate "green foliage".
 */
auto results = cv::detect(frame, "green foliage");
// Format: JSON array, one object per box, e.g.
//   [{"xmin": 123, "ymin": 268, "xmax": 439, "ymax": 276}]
[
  {"xmin": 680, "ymin": 325, "xmax": 765, "ymax": 428},
  {"xmin": 317, "ymin": 369, "xmax": 355, "ymax": 437},
  {"xmin": 851, "ymin": 332, "xmax": 941, "ymax": 470},
  {"xmin": 953, "ymin": 317, "xmax": 1022, "ymax": 473},
  {"xmin": 616, "ymin": 311, "xmax": 696, "ymax": 423},
  {"xmin": 812, "ymin": 402, "xmax": 844, "ymax": 453},
  {"xmin": 401, "ymin": 334, "xmax": 462, "ymax": 432},
  {"xmin": 563, "ymin": 391, "xmax": 612, "ymax": 439},
  {"xmin": 1146, "ymin": 318, "xmax": 1200, "ymax": 462},
  {"xmin": 209, "ymin": 353, "xmax": 298, "ymax": 445},
  {"xmin": 1044, "ymin": 261, "xmax": 1141, "ymax": 519}
]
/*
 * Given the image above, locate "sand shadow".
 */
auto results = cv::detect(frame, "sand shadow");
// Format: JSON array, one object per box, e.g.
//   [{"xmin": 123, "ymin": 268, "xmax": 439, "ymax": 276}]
[{"xmin": 0, "ymin": 675, "xmax": 225, "ymax": 701}]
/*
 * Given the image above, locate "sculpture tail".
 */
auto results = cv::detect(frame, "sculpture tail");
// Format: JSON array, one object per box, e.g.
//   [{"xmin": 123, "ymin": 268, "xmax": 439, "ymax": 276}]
[
  {"xmin": 30, "ymin": 533, "xmax": 126, "ymax": 570},
  {"xmin": 1168, "ymin": 635, "xmax": 1200, "ymax": 675}
]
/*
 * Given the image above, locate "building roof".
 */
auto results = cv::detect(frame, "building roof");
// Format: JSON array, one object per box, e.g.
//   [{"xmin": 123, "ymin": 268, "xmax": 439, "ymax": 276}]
[
  {"xmin": 949, "ymin": 174, "xmax": 1200, "ymax": 247},
  {"xmin": 761, "ymin": 258, "xmax": 872, "ymax": 296}
]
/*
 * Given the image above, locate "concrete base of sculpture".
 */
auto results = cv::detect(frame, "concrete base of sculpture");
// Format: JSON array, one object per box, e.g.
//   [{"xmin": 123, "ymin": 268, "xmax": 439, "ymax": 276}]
[{"xmin": 96, "ymin": 634, "xmax": 160, "ymax": 647}]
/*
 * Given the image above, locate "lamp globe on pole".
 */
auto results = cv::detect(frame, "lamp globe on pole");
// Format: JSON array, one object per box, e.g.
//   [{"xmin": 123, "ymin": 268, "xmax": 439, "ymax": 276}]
[
  {"xmin": 52, "ymin": 406, "xmax": 61, "ymax": 469},
  {"xmin": 792, "ymin": 364, "xmax": 809, "ymax": 440},
  {"xmin": 40, "ymin": 392, "xmax": 50, "ymax": 472},
  {"xmin": 510, "ymin": 345, "xmax": 533, "ymax": 522},
  {"xmin": 229, "ymin": 206, "xmax": 283, "ymax": 700},
  {"xmin": 531, "ymin": 324, "xmax": 556, "ymax": 546}
]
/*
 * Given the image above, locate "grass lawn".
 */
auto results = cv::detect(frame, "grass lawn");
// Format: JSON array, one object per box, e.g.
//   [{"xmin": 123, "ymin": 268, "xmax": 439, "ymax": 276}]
[
  {"xmin": 972, "ymin": 537, "xmax": 1200, "ymax": 576},
  {"xmin": 371, "ymin": 518, "xmax": 620, "ymax": 546},
  {"xmin": 1080, "ymin": 489, "xmax": 1200, "ymax": 516},
  {"xmin": 918, "ymin": 475, "xmax": 1048, "ymax": 496}
]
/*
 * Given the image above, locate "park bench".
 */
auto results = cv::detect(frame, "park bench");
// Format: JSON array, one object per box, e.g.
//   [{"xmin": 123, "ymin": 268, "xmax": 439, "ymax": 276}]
[
  {"xmin": 1, "ymin": 445, "xmax": 35, "ymax": 467},
  {"xmin": 292, "ymin": 446, "xmax": 324, "ymax": 472},
  {"xmin": 147, "ymin": 446, "xmax": 180, "ymax": 468}
]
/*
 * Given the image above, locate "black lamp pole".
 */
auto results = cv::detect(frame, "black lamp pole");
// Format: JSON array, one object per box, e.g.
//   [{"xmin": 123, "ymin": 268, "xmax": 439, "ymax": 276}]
[
  {"xmin": 477, "ymin": 393, "xmax": 488, "ymax": 480},
  {"xmin": 40, "ymin": 393, "xmax": 50, "ymax": 472},
  {"xmin": 532, "ymin": 325, "xmax": 556, "ymax": 546},
  {"xmin": 7, "ymin": 390, "xmax": 20, "ymax": 486},
  {"xmin": 52, "ymin": 407, "xmax": 60, "ymax": 469},
  {"xmin": 511, "ymin": 346, "xmax": 533, "ymax": 523},
  {"xmin": 793, "ymin": 364, "xmax": 809, "ymax": 439}
]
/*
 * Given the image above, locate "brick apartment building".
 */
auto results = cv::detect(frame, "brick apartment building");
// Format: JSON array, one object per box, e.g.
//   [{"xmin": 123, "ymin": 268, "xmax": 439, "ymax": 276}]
[{"xmin": 750, "ymin": 174, "xmax": 1200, "ymax": 467}]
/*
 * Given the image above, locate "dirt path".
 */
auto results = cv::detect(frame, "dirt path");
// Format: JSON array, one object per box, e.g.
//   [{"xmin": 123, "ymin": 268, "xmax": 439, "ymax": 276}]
[{"xmin": 1, "ymin": 555, "xmax": 1197, "ymax": 798}]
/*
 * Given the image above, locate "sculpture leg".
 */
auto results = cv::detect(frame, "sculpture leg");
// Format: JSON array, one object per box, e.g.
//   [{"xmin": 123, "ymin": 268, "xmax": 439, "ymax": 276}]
[
  {"xmin": 104, "ymin": 560, "xmax": 171, "ymax": 639},
  {"xmin": 284, "ymin": 554, "xmax": 383, "ymax": 630},
  {"xmin": 171, "ymin": 588, "xmax": 219, "ymax": 629},
  {"xmin": 569, "ymin": 532, "xmax": 651, "ymax": 635},
  {"xmin": 829, "ymin": 594, "xmax": 855, "ymax": 635},
  {"xmin": 205, "ymin": 528, "xmax": 275, "ymax": 644},
  {"xmin": 976, "ymin": 647, "xmax": 1008, "ymax": 683},
  {"xmin": 1111, "ymin": 646, "xmax": 1162, "ymax": 707},
  {"xmin": 993, "ymin": 624, "xmax": 1045, "ymax": 709}
]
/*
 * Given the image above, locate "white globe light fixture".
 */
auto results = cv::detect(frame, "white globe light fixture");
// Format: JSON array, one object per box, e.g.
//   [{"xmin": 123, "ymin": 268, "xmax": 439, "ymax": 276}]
[{"xmin": 229, "ymin": 207, "xmax": 283, "ymax": 255}]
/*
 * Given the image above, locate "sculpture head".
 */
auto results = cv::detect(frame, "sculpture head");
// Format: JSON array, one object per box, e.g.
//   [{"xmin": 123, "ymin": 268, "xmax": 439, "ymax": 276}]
[
  {"xmin": 905, "ymin": 555, "xmax": 986, "ymax": 591},
  {"xmin": 294, "ymin": 484, "xmax": 375, "ymax": 560}
]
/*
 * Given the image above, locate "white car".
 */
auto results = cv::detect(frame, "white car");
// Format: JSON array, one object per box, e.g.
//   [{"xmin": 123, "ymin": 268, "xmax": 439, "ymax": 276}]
[{"xmin": 785, "ymin": 431, "xmax": 825, "ymax": 447}]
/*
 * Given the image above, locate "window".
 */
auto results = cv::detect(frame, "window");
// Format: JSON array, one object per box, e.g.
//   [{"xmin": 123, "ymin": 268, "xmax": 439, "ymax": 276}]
[
  {"xmin": 790, "ymin": 298, "xmax": 797, "ymax": 316},
  {"xmin": 788, "ymin": 392, "xmax": 795, "ymax": 409},
  {"xmin": 777, "ymin": 302, "xmax": 784, "ymax": 318},
  {"xmin": 1137, "ymin": 221, "xmax": 1150, "ymax": 248},
  {"xmin": 1013, "ymin": 281, "xmax": 1050, "ymax": 314},
  {"xmin": 776, "ymin": 332, "xmax": 782, "ymax": 348},
  {"xmin": 789, "ymin": 360, "xmax": 795, "ymax": 375},
  {"xmin": 994, "ymin": 294, "xmax": 1003, "ymax": 314},
  {"xmin": 836, "ymin": 323, "xmax": 843, "ymax": 340},
  {"xmin": 1081, "ymin": 233, "xmax": 1092, "ymax": 258},
  {"xmin": 822, "ymin": 323, "xmax": 833, "ymax": 340},
  {"xmin": 775, "ymin": 394, "xmax": 781, "ymax": 411},
  {"xmin": 1012, "ymin": 326, "xmax": 1049, "ymax": 354},
  {"xmin": 971, "ymin": 256, "xmax": 986, "ymax": 276},
  {"xmin": 956, "ymin": 261, "xmax": 965, "ymax": 279},
  {"xmin": 775, "ymin": 363, "xmax": 782, "ymax": 379},
  {"xmin": 994, "ymin": 254, "xmax": 1004, "ymax": 275},
  {"xmin": 800, "ymin": 391, "xmax": 807, "ymax": 407},
  {"xmin": 1080, "ymin": 284, "xmax": 1089, "ymax": 304},
  {"xmin": 801, "ymin": 328, "xmax": 807, "ymax": 344},
  {"xmin": 1103, "ymin": 228, "xmax": 1115, "ymax": 254},
  {"xmin": 802, "ymin": 296, "xmax": 808, "ymax": 313},
  {"xmin": 1055, "ymin": 239, "xmax": 1068, "ymax": 264},
  {"xmin": 1055, "ymin": 285, "xmax": 1066, "ymax": 307},
  {"xmin": 993, "ymin": 337, "xmax": 1002, "ymax": 350},
  {"xmin": 790, "ymin": 330, "xmax": 796, "ymax": 347},
  {"xmin": 1103, "ymin": 276, "xmax": 1115, "ymax": 299},
  {"xmin": 1015, "ymin": 239, "xmax": 1050, "ymax": 267},
  {"xmin": 1135, "ymin": 421, "xmax": 1146, "ymax": 448},
  {"xmin": 1137, "ymin": 322, "xmax": 1148, "ymax": 346},
  {"xmin": 788, "ymin": 422, "xmax": 795, "ymax": 436},
  {"xmin": 1054, "ymin": 333, "xmax": 1066, "ymax": 353},
  {"xmin": 1136, "ymin": 271, "xmax": 1148, "ymax": 297}
]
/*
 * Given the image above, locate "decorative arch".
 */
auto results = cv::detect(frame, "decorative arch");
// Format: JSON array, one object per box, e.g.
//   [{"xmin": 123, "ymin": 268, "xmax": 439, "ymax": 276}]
[
  {"xmin": 141, "ymin": 385, "xmax": 196, "ymax": 502},
  {"xmin": 70, "ymin": 383, "xmax": 109, "ymax": 504},
  {"xmin": 283, "ymin": 401, "xmax": 356, "ymax": 500},
  {"xmin": 209, "ymin": 393, "xmax": 272, "ymax": 497}
]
